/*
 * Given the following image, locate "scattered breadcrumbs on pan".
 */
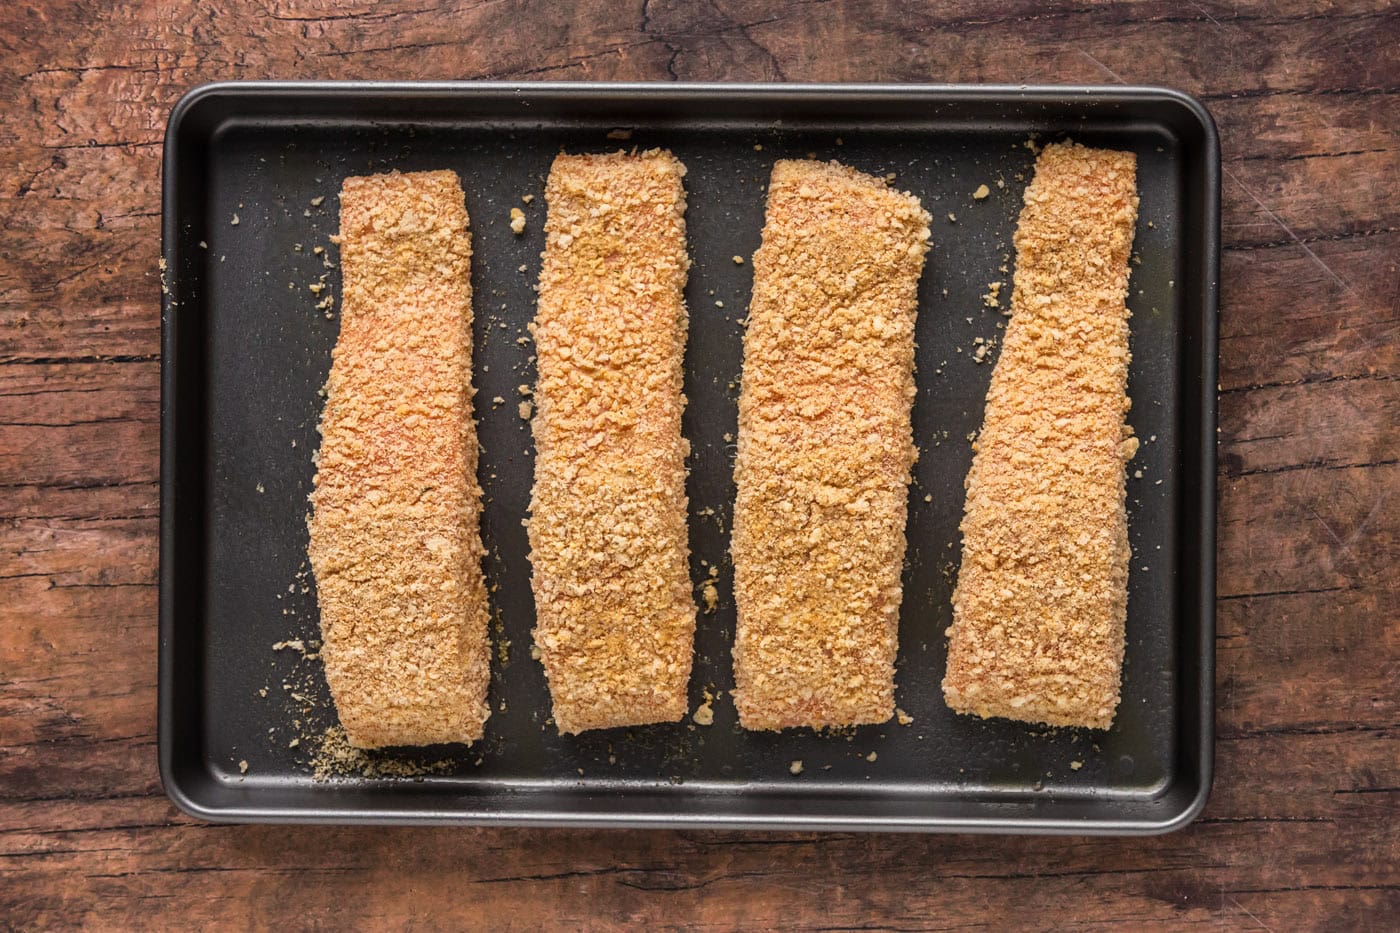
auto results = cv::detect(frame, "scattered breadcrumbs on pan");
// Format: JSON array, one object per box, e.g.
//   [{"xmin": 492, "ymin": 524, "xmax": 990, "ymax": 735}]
[
  {"xmin": 732, "ymin": 159, "xmax": 932, "ymax": 731},
  {"xmin": 307, "ymin": 170, "xmax": 491, "ymax": 749},
  {"xmin": 528, "ymin": 150, "xmax": 697, "ymax": 734},
  {"xmin": 310, "ymin": 726, "xmax": 455, "ymax": 781},
  {"xmin": 943, "ymin": 141, "xmax": 1139, "ymax": 730}
]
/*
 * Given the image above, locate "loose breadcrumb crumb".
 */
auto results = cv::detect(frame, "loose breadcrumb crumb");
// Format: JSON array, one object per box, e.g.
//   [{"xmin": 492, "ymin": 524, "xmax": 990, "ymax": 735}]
[
  {"xmin": 510, "ymin": 207, "xmax": 527, "ymax": 235},
  {"xmin": 790, "ymin": 760, "xmax": 804, "ymax": 775},
  {"xmin": 692, "ymin": 701, "xmax": 715, "ymax": 726},
  {"xmin": 973, "ymin": 184, "xmax": 991, "ymax": 200}
]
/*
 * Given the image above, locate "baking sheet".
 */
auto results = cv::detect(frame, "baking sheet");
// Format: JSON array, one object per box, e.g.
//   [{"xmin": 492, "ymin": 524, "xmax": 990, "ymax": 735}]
[{"xmin": 159, "ymin": 82, "xmax": 1217, "ymax": 833}]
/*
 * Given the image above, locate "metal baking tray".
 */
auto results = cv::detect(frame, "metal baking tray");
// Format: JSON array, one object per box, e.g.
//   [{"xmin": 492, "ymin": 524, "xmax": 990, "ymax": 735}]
[{"xmin": 160, "ymin": 82, "xmax": 1218, "ymax": 833}]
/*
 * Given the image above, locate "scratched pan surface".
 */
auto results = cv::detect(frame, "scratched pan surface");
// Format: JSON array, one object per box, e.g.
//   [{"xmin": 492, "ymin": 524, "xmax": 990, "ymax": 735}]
[{"xmin": 159, "ymin": 83, "xmax": 1218, "ymax": 833}]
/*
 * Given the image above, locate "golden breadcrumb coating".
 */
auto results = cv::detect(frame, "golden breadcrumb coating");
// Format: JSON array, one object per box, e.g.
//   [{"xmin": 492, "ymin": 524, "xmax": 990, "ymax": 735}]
[
  {"xmin": 528, "ymin": 150, "xmax": 697, "ymax": 734},
  {"xmin": 308, "ymin": 170, "xmax": 491, "ymax": 749},
  {"xmin": 732, "ymin": 160, "xmax": 932, "ymax": 731},
  {"xmin": 943, "ymin": 141, "xmax": 1139, "ymax": 730}
]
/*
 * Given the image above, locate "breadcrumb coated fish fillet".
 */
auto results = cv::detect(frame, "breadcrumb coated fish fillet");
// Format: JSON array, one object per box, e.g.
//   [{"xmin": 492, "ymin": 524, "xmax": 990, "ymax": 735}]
[
  {"xmin": 308, "ymin": 170, "xmax": 490, "ymax": 748},
  {"xmin": 943, "ymin": 141, "xmax": 1139, "ymax": 730},
  {"xmin": 732, "ymin": 160, "xmax": 932, "ymax": 731},
  {"xmin": 528, "ymin": 150, "xmax": 696, "ymax": 735}
]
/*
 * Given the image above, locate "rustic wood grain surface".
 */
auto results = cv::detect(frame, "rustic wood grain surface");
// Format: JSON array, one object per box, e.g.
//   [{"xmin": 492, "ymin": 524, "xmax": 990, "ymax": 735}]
[{"xmin": 2, "ymin": 0, "xmax": 1397, "ymax": 928}]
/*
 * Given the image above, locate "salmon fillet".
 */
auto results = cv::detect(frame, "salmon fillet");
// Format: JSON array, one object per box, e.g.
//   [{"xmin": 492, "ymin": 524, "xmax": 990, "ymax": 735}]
[
  {"xmin": 943, "ymin": 141, "xmax": 1139, "ymax": 730},
  {"xmin": 528, "ymin": 150, "xmax": 697, "ymax": 734},
  {"xmin": 732, "ymin": 159, "xmax": 932, "ymax": 731},
  {"xmin": 308, "ymin": 170, "xmax": 491, "ymax": 748}
]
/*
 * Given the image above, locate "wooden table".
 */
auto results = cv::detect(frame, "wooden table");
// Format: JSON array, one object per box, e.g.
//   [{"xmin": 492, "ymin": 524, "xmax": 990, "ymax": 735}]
[{"xmin": 3, "ymin": 1, "xmax": 1396, "ymax": 927}]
